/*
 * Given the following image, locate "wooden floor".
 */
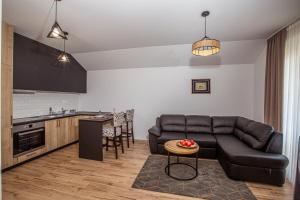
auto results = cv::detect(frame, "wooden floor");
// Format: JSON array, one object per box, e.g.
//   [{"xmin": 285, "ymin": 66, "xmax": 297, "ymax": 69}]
[{"xmin": 2, "ymin": 140, "xmax": 294, "ymax": 200}]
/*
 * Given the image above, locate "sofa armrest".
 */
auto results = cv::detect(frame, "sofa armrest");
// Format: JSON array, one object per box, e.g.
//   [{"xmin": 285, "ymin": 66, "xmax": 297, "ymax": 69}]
[
  {"xmin": 265, "ymin": 131, "xmax": 283, "ymax": 154},
  {"xmin": 148, "ymin": 126, "xmax": 161, "ymax": 137},
  {"xmin": 263, "ymin": 154, "xmax": 289, "ymax": 169}
]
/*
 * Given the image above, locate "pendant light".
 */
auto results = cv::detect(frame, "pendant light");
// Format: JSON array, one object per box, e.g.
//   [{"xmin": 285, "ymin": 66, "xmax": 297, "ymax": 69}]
[
  {"xmin": 47, "ymin": 0, "xmax": 68, "ymax": 39},
  {"xmin": 58, "ymin": 33, "xmax": 70, "ymax": 62},
  {"xmin": 192, "ymin": 11, "xmax": 220, "ymax": 56}
]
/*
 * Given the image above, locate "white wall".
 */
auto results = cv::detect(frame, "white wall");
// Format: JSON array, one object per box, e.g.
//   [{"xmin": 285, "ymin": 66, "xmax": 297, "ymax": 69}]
[
  {"xmin": 13, "ymin": 93, "xmax": 80, "ymax": 118},
  {"xmin": 79, "ymin": 65, "xmax": 255, "ymax": 139},
  {"xmin": 253, "ymin": 45, "xmax": 267, "ymax": 122},
  {"xmin": 73, "ymin": 40, "xmax": 266, "ymax": 70}
]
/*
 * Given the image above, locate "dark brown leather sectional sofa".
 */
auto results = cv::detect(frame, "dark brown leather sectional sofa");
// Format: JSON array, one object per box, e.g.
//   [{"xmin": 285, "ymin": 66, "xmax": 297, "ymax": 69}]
[{"xmin": 148, "ymin": 114, "xmax": 289, "ymax": 186}]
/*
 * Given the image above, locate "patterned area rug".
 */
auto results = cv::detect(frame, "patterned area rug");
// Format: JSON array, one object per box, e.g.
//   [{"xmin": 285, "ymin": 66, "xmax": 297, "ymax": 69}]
[{"xmin": 132, "ymin": 155, "xmax": 256, "ymax": 200}]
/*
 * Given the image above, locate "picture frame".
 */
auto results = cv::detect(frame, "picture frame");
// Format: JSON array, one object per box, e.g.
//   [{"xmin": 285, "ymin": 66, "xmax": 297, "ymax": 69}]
[{"xmin": 192, "ymin": 79, "xmax": 211, "ymax": 94}]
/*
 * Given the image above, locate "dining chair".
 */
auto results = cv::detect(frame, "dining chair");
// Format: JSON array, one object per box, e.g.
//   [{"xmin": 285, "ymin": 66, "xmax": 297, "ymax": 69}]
[
  {"xmin": 103, "ymin": 112, "xmax": 125, "ymax": 159},
  {"xmin": 122, "ymin": 109, "xmax": 135, "ymax": 148}
]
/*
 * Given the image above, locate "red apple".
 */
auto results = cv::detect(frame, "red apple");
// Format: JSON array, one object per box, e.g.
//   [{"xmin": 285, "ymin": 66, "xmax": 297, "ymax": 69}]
[
  {"xmin": 186, "ymin": 141, "xmax": 191, "ymax": 146},
  {"xmin": 190, "ymin": 140, "xmax": 195, "ymax": 145},
  {"xmin": 180, "ymin": 140, "xmax": 185, "ymax": 145}
]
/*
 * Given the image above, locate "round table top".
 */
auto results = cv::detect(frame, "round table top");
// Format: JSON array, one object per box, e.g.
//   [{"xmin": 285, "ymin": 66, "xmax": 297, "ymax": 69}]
[{"xmin": 164, "ymin": 140, "xmax": 199, "ymax": 155}]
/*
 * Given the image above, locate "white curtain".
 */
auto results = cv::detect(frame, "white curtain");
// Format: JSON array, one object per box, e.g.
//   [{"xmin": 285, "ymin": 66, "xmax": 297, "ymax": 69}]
[{"xmin": 283, "ymin": 20, "xmax": 300, "ymax": 184}]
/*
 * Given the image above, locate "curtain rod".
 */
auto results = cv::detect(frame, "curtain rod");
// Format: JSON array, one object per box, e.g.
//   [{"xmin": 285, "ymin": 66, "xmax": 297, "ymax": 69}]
[{"xmin": 267, "ymin": 16, "xmax": 300, "ymax": 40}]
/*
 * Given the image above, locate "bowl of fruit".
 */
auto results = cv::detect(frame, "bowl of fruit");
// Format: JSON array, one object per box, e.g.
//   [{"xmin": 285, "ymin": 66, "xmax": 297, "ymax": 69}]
[{"xmin": 177, "ymin": 139, "xmax": 197, "ymax": 149}]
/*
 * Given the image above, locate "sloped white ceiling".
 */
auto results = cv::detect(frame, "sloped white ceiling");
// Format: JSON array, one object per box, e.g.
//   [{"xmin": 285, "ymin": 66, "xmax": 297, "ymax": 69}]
[
  {"xmin": 73, "ymin": 40, "xmax": 266, "ymax": 70},
  {"xmin": 3, "ymin": 0, "xmax": 300, "ymax": 54}
]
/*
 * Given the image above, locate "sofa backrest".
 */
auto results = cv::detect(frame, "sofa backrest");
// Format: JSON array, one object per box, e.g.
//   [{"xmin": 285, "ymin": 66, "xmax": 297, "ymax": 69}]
[
  {"xmin": 186, "ymin": 115, "xmax": 211, "ymax": 134},
  {"xmin": 160, "ymin": 114, "xmax": 186, "ymax": 132},
  {"xmin": 234, "ymin": 117, "xmax": 274, "ymax": 150},
  {"xmin": 212, "ymin": 116, "xmax": 237, "ymax": 135}
]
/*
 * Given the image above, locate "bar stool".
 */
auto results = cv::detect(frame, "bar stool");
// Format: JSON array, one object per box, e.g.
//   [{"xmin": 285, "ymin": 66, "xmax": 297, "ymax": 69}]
[
  {"xmin": 122, "ymin": 109, "xmax": 135, "ymax": 148},
  {"xmin": 103, "ymin": 112, "xmax": 125, "ymax": 159}
]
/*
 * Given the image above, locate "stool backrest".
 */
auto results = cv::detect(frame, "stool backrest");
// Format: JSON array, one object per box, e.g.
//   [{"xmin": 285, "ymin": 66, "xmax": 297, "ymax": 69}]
[
  {"xmin": 113, "ymin": 112, "xmax": 125, "ymax": 127},
  {"xmin": 126, "ymin": 109, "xmax": 134, "ymax": 122}
]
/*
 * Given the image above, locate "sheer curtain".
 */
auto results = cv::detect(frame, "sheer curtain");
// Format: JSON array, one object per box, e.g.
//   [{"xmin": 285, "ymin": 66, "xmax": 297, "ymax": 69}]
[{"xmin": 283, "ymin": 20, "xmax": 300, "ymax": 183}]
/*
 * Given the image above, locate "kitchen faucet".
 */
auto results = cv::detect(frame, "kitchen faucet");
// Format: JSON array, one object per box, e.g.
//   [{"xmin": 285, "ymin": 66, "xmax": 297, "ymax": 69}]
[
  {"xmin": 49, "ymin": 107, "xmax": 53, "ymax": 115},
  {"xmin": 61, "ymin": 107, "xmax": 67, "ymax": 114}
]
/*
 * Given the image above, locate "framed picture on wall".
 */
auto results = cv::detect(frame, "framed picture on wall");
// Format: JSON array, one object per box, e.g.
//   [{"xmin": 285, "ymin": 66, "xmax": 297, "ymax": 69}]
[{"xmin": 192, "ymin": 79, "xmax": 211, "ymax": 94}]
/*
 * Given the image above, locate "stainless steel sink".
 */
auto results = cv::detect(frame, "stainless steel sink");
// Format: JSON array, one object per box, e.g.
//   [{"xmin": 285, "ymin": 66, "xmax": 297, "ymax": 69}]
[
  {"xmin": 45, "ymin": 113, "xmax": 75, "ymax": 119},
  {"xmin": 46, "ymin": 115, "xmax": 57, "ymax": 118}
]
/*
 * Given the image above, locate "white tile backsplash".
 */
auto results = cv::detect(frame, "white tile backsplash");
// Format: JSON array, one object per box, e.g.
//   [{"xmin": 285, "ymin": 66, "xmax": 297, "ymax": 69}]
[{"xmin": 13, "ymin": 93, "xmax": 80, "ymax": 118}]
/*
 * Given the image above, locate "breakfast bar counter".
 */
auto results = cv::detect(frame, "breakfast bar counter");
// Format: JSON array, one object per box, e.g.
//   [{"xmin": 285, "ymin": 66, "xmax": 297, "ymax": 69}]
[{"xmin": 79, "ymin": 114, "xmax": 113, "ymax": 161}]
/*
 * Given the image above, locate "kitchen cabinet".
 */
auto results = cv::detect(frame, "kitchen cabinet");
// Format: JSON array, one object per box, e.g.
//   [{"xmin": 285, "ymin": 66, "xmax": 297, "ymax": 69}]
[
  {"xmin": 13, "ymin": 33, "xmax": 87, "ymax": 93},
  {"xmin": 69, "ymin": 117, "xmax": 80, "ymax": 143},
  {"xmin": 69, "ymin": 116, "xmax": 91, "ymax": 143},
  {"xmin": 1, "ymin": 23, "xmax": 14, "ymax": 169},
  {"xmin": 68, "ymin": 117, "xmax": 76, "ymax": 143},
  {"xmin": 4, "ymin": 115, "xmax": 93, "ymax": 169},
  {"xmin": 46, "ymin": 118, "xmax": 69, "ymax": 150},
  {"xmin": 45, "ymin": 116, "xmax": 81, "ymax": 152},
  {"xmin": 45, "ymin": 119, "xmax": 59, "ymax": 151},
  {"xmin": 57, "ymin": 118, "xmax": 70, "ymax": 147},
  {"xmin": 17, "ymin": 147, "xmax": 46, "ymax": 163}
]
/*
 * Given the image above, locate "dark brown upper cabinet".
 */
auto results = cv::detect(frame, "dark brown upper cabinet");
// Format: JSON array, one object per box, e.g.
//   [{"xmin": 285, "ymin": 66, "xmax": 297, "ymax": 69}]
[{"xmin": 13, "ymin": 33, "xmax": 87, "ymax": 93}]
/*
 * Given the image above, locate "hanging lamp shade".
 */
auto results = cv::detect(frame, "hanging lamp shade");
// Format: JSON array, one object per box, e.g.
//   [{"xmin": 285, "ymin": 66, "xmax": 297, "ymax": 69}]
[
  {"xmin": 58, "ymin": 33, "xmax": 70, "ymax": 62},
  {"xmin": 58, "ymin": 52, "xmax": 70, "ymax": 62},
  {"xmin": 47, "ymin": 21, "xmax": 67, "ymax": 39},
  {"xmin": 47, "ymin": 0, "xmax": 67, "ymax": 39},
  {"xmin": 192, "ymin": 36, "xmax": 220, "ymax": 56},
  {"xmin": 192, "ymin": 11, "xmax": 220, "ymax": 56}
]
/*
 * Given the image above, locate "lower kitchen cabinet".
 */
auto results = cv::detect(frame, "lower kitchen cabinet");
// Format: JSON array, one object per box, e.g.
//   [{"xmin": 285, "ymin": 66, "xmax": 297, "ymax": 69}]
[
  {"xmin": 57, "ymin": 118, "xmax": 70, "ymax": 147},
  {"xmin": 45, "ymin": 116, "xmax": 84, "ymax": 152},
  {"xmin": 17, "ymin": 147, "xmax": 47, "ymax": 163},
  {"xmin": 46, "ymin": 117, "xmax": 71, "ymax": 151},
  {"xmin": 68, "ymin": 117, "xmax": 78, "ymax": 143},
  {"xmin": 4, "ymin": 115, "xmax": 93, "ymax": 169},
  {"xmin": 45, "ymin": 119, "xmax": 59, "ymax": 151}
]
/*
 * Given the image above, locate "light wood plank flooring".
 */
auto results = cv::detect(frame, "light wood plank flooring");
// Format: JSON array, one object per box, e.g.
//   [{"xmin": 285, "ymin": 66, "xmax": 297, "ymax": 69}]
[{"xmin": 2, "ymin": 140, "xmax": 294, "ymax": 200}]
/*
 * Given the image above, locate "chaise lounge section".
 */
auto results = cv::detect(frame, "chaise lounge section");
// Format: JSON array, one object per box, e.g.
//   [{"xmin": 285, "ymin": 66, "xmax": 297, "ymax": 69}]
[{"xmin": 148, "ymin": 114, "xmax": 289, "ymax": 186}]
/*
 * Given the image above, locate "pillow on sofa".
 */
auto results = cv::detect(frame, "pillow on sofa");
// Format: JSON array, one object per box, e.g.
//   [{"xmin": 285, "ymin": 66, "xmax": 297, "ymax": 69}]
[
  {"xmin": 160, "ymin": 114, "xmax": 185, "ymax": 132},
  {"xmin": 212, "ymin": 116, "xmax": 237, "ymax": 135},
  {"xmin": 186, "ymin": 115, "xmax": 211, "ymax": 134},
  {"xmin": 234, "ymin": 117, "xmax": 274, "ymax": 150}
]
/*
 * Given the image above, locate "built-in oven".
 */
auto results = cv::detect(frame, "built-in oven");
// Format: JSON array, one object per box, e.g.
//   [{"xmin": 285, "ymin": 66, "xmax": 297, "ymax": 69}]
[{"xmin": 13, "ymin": 121, "xmax": 45, "ymax": 157}]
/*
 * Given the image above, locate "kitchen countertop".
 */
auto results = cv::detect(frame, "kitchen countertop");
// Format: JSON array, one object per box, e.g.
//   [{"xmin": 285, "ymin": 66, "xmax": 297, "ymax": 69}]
[
  {"xmin": 13, "ymin": 111, "xmax": 107, "ymax": 126},
  {"xmin": 79, "ymin": 113, "xmax": 113, "ymax": 123}
]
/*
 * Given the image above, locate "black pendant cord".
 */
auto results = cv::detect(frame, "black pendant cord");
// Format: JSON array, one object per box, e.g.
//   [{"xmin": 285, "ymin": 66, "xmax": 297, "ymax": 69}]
[
  {"xmin": 55, "ymin": 0, "xmax": 58, "ymax": 22},
  {"xmin": 63, "ymin": 39, "xmax": 66, "ymax": 53},
  {"xmin": 204, "ymin": 16, "xmax": 207, "ymax": 38}
]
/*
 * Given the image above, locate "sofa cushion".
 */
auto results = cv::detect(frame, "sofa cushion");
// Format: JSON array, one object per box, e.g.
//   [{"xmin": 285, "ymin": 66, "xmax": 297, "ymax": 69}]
[
  {"xmin": 216, "ymin": 135, "xmax": 288, "ymax": 169},
  {"xmin": 234, "ymin": 117, "xmax": 273, "ymax": 150},
  {"xmin": 212, "ymin": 116, "xmax": 237, "ymax": 135},
  {"xmin": 160, "ymin": 114, "xmax": 186, "ymax": 132},
  {"xmin": 186, "ymin": 115, "xmax": 212, "ymax": 134},
  {"xmin": 186, "ymin": 133, "xmax": 216, "ymax": 148},
  {"xmin": 157, "ymin": 132, "xmax": 186, "ymax": 144}
]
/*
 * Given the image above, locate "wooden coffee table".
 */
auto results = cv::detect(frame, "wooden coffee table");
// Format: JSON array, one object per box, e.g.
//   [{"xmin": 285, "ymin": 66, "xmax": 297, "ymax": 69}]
[{"xmin": 164, "ymin": 140, "xmax": 199, "ymax": 180}]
